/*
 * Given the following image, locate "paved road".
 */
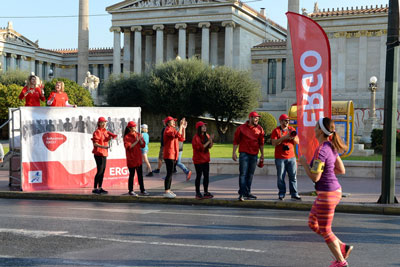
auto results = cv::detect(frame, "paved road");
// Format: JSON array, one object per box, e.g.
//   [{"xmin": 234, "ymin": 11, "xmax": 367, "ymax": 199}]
[{"xmin": 0, "ymin": 199, "xmax": 399, "ymax": 267}]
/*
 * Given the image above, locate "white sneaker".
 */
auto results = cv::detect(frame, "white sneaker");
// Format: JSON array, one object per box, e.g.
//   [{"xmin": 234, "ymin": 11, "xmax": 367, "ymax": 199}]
[{"xmin": 163, "ymin": 192, "xmax": 176, "ymax": 198}]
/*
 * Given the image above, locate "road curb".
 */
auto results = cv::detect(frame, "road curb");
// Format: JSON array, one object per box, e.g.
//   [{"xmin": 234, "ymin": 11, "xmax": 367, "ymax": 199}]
[{"xmin": 0, "ymin": 191, "xmax": 399, "ymax": 215}]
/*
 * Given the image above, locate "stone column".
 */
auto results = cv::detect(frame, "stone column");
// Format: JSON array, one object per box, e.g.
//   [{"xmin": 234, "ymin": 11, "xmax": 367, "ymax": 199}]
[
  {"xmin": 379, "ymin": 30, "xmax": 386, "ymax": 89},
  {"xmin": 153, "ymin": 24, "xmax": 165, "ymax": 65},
  {"xmin": 38, "ymin": 61, "xmax": 43, "ymax": 79},
  {"xmin": 358, "ymin": 31, "xmax": 368, "ymax": 92},
  {"xmin": 210, "ymin": 26, "xmax": 219, "ymax": 66},
  {"xmin": 337, "ymin": 32, "xmax": 346, "ymax": 91},
  {"xmin": 199, "ymin": 22, "xmax": 210, "ymax": 64},
  {"xmin": 175, "ymin": 23, "xmax": 187, "ymax": 59},
  {"xmin": 10, "ymin": 53, "xmax": 17, "ymax": 70},
  {"xmin": 78, "ymin": 0, "xmax": 89, "ymax": 85},
  {"xmin": 30, "ymin": 58, "xmax": 35, "ymax": 74},
  {"xmin": 131, "ymin": 26, "xmax": 143, "ymax": 74},
  {"xmin": 144, "ymin": 30, "xmax": 153, "ymax": 71},
  {"xmin": 45, "ymin": 63, "xmax": 51, "ymax": 80},
  {"xmin": 166, "ymin": 28, "xmax": 176, "ymax": 61},
  {"xmin": 188, "ymin": 28, "xmax": 196, "ymax": 59},
  {"xmin": 276, "ymin": 59, "xmax": 283, "ymax": 94},
  {"xmin": 0, "ymin": 52, "xmax": 4, "ymax": 72},
  {"xmin": 123, "ymin": 28, "xmax": 132, "ymax": 73},
  {"xmin": 110, "ymin": 26, "xmax": 121, "ymax": 75},
  {"xmin": 285, "ymin": 0, "xmax": 299, "ymax": 91},
  {"xmin": 222, "ymin": 21, "xmax": 235, "ymax": 67},
  {"xmin": 92, "ymin": 64, "xmax": 98, "ymax": 77}
]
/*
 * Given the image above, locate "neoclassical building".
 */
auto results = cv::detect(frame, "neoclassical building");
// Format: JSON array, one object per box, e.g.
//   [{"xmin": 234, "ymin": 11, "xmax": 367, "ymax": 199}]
[{"xmin": 0, "ymin": 1, "xmax": 395, "ymax": 133}]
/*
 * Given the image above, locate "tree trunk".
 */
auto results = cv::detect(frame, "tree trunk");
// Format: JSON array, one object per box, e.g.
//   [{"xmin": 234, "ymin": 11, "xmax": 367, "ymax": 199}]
[{"xmin": 214, "ymin": 117, "xmax": 231, "ymax": 143}]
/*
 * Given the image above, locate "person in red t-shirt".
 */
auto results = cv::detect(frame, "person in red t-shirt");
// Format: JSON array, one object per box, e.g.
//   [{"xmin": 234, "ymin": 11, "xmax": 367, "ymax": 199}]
[
  {"xmin": 163, "ymin": 116, "xmax": 186, "ymax": 199},
  {"xmin": 123, "ymin": 121, "xmax": 149, "ymax": 197},
  {"xmin": 192, "ymin": 121, "xmax": 214, "ymax": 200},
  {"xmin": 232, "ymin": 111, "xmax": 265, "ymax": 201},
  {"xmin": 18, "ymin": 75, "xmax": 45, "ymax": 106},
  {"xmin": 91, "ymin": 117, "xmax": 117, "ymax": 194},
  {"xmin": 47, "ymin": 81, "xmax": 77, "ymax": 107},
  {"xmin": 271, "ymin": 114, "xmax": 301, "ymax": 201}
]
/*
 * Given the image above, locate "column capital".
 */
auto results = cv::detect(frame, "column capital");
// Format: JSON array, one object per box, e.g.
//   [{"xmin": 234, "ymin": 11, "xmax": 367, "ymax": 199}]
[
  {"xmin": 21, "ymin": 55, "xmax": 27, "ymax": 60},
  {"xmin": 92, "ymin": 64, "xmax": 98, "ymax": 68},
  {"xmin": 222, "ymin": 21, "xmax": 235, "ymax": 28},
  {"xmin": 175, "ymin": 23, "xmax": 187, "ymax": 30},
  {"xmin": 38, "ymin": 60, "xmax": 43, "ymax": 64},
  {"xmin": 123, "ymin": 28, "xmax": 131, "ymax": 33},
  {"xmin": 131, "ymin": 26, "xmax": 143, "ymax": 32},
  {"xmin": 198, "ymin": 22, "xmax": 211, "ymax": 28},
  {"xmin": 143, "ymin": 29, "xmax": 154, "ymax": 35},
  {"xmin": 153, "ymin": 24, "xmax": 165, "ymax": 31},
  {"xmin": 109, "ymin": 26, "xmax": 121, "ymax": 33},
  {"xmin": 10, "ymin": 53, "xmax": 17, "ymax": 58}
]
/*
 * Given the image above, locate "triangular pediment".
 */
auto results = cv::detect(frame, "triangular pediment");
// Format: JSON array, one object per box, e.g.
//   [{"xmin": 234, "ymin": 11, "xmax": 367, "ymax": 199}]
[
  {"xmin": 107, "ymin": 0, "xmax": 232, "ymax": 12},
  {"xmin": 0, "ymin": 28, "xmax": 38, "ymax": 48}
]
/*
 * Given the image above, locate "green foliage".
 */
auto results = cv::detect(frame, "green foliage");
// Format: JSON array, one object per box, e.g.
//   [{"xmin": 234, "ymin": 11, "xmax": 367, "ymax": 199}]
[
  {"xmin": 44, "ymin": 78, "xmax": 94, "ymax": 106},
  {"xmin": 371, "ymin": 128, "xmax": 400, "ymax": 154},
  {"xmin": 0, "ymin": 83, "xmax": 25, "ymax": 119},
  {"xmin": 147, "ymin": 58, "xmax": 209, "ymax": 117},
  {"xmin": 105, "ymin": 73, "xmax": 148, "ymax": 109},
  {"xmin": 258, "ymin": 112, "xmax": 277, "ymax": 143},
  {"xmin": 0, "ymin": 69, "xmax": 30, "ymax": 86}
]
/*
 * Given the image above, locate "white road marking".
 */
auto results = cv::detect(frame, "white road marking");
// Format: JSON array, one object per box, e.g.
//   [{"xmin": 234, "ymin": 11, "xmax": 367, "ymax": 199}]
[
  {"xmin": 0, "ymin": 228, "xmax": 68, "ymax": 238},
  {"xmin": 69, "ymin": 208, "xmax": 160, "ymax": 214}
]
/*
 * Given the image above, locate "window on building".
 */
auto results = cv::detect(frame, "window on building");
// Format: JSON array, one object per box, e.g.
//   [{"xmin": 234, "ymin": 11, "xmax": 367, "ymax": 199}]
[
  {"xmin": 268, "ymin": 59, "xmax": 277, "ymax": 95},
  {"xmin": 281, "ymin": 58, "xmax": 286, "ymax": 90}
]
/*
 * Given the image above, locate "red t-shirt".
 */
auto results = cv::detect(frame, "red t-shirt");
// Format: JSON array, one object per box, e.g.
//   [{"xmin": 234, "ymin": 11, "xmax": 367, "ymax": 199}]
[
  {"xmin": 233, "ymin": 122, "xmax": 264, "ymax": 155},
  {"xmin": 163, "ymin": 126, "xmax": 184, "ymax": 160},
  {"xmin": 192, "ymin": 134, "xmax": 211, "ymax": 164},
  {"xmin": 48, "ymin": 92, "xmax": 69, "ymax": 107},
  {"xmin": 124, "ymin": 132, "xmax": 145, "ymax": 168},
  {"xmin": 271, "ymin": 126, "xmax": 296, "ymax": 159},
  {"xmin": 19, "ymin": 86, "xmax": 45, "ymax": 106},
  {"xmin": 91, "ymin": 128, "xmax": 116, "ymax": 157}
]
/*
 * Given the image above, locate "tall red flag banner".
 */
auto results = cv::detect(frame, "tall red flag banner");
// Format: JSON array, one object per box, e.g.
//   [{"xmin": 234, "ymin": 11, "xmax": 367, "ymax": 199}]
[{"xmin": 286, "ymin": 12, "xmax": 332, "ymax": 162}]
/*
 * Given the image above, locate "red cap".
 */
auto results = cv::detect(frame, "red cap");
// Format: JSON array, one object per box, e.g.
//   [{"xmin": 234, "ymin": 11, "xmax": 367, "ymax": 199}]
[
  {"xmin": 195, "ymin": 121, "xmax": 206, "ymax": 129},
  {"xmin": 249, "ymin": 111, "xmax": 260, "ymax": 118},
  {"xmin": 98, "ymin": 117, "xmax": 107, "ymax": 123},
  {"xmin": 164, "ymin": 116, "xmax": 177, "ymax": 124},
  {"xmin": 127, "ymin": 121, "xmax": 137, "ymax": 128},
  {"xmin": 279, "ymin": 114, "xmax": 289, "ymax": 121}
]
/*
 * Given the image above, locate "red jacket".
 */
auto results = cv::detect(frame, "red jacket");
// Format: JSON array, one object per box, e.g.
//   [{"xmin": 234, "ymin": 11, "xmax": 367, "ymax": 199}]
[
  {"xmin": 271, "ymin": 126, "xmax": 296, "ymax": 159},
  {"xmin": 19, "ymin": 86, "xmax": 45, "ymax": 106},
  {"xmin": 124, "ymin": 132, "xmax": 145, "ymax": 168},
  {"xmin": 48, "ymin": 92, "xmax": 69, "ymax": 107},
  {"xmin": 91, "ymin": 128, "xmax": 116, "ymax": 157},
  {"xmin": 163, "ymin": 126, "xmax": 185, "ymax": 160},
  {"xmin": 233, "ymin": 122, "xmax": 264, "ymax": 155},
  {"xmin": 192, "ymin": 134, "xmax": 211, "ymax": 164}
]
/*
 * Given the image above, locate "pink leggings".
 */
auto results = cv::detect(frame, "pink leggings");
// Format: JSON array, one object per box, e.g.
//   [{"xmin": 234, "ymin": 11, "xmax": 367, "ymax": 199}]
[{"xmin": 308, "ymin": 190, "xmax": 342, "ymax": 244}]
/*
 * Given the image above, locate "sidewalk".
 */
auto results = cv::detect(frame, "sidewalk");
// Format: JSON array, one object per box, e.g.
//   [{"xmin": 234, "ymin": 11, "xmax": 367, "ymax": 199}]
[{"xmin": 0, "ymin": 169, "xmax": 399, "ymax": 215}]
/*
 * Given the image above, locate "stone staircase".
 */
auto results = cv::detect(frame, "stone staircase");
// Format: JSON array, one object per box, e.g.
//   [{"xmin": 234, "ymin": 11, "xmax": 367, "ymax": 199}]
[{"xmin": 351, "ymin": 143, "xmax": 375, "ymax": 156}]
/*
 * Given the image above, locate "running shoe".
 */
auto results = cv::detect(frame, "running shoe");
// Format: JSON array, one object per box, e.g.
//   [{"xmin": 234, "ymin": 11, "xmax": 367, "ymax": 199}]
[
  {"xmin": 186, "ymin": 170, "xmax": 192, "ymax": 181},
  {"xmin": 291, "ymin": 195, "xmax": 302, "ymax": 201},
  {"xmin": 329, "ymin": 260, "xmax": 348, "ymax": 267},
  {"xmin": 238, "ymin": 195, "xmax": 245, "ymax": 202},
  {"xmin": 203, "ymin": 192, "xmax": 214, "ymax": 199},
  {"xmin": 246, "ymin": 194, "xmax": 257, "ymax": 200},
  {"xmin": 145, "ymin": 172, "xmax": 154, "ymax": 177},
  {"xmin": 128, "ymin": 191, "xmax": 138, "ymax": 197},
  {"xmin": 92, "ymin": 189, "xmax": 100, "ymax": 194},
  {"xmin": 99, "ymin": 188, "xmax": 108, "ymax": 194},
  {"xmin": 153, "ymin": 169, "xmax": 160, "ymax": 173},
  {"xmin": 195, "ymin": 193, "xmax": 203, "ymax": 200},
  {"xmin": 163, "ymin": 192, "xmax": 176, "ymax": 199},
  {"xmin": 140, "ymin": 191, "xmax": 150, "ymax": 196}
]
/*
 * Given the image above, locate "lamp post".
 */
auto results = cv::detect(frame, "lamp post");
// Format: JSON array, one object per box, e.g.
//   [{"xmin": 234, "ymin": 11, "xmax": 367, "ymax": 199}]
[
  {"xmin": 48, "ymin": 69, "xmax": 54, "ymax": 80},
  {"xmin": 369, "ymin": 76, "xmax": 378, "ymax": 119},
  {"xmin": 361, "ymin": 76, "xmax": 379, "ymax": 143}
]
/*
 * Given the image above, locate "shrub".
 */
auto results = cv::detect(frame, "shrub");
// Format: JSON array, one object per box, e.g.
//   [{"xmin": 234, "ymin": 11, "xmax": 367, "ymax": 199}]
[
  {"xmin": 0, "ymin": 83, "xmax": 25, "ymax": 119},
  {"xmin": 371, "ymin": 128, "xmax": 400, "ymax": 154},
  {"xmin": 0, "ymin": 69, "xmax": 30, "ymax": 86},
  {"xmin": 44, "ymin": 78, "xmax": 94, "ymax": 106},
  {"xmin": 258, "ymin": 112, "xmax": 277, "ymax": 143}
]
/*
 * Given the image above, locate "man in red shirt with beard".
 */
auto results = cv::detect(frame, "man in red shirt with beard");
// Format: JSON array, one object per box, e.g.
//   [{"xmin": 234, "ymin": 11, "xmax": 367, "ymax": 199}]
[{"xmin": 232, "ymin": 111, "xmax": 264, "ymax": 201}]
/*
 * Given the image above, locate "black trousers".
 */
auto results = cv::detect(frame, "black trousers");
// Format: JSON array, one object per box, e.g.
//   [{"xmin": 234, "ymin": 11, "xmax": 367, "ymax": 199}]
[
  {"xmin": 128, "ymin": 165, "xmax": 145, "ymax": 193},
  {"xmin": 94, "ymin": 155, "xmax": 107, "ymax": 189},
  {"xmin": 164, "ymin": 159, "xmax": 175, "ymax": 190},
  {"xmin": 194, "ymin": 163, "xmax": 210, "ymax": 194}
]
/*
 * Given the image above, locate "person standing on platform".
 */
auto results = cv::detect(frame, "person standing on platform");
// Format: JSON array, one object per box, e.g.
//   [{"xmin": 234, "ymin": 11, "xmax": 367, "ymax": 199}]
[
  {"xmin": 271, "ymin": 114, "xmax": 301, "ymax": 201},
  {"xmin": 299, "ymin": 117, "xmax": 353, "ymax": 267},
  {"xmin": 91, "ymin": 117, "xmax": 117, "ymax": 194},
  {"xmin": 47, "ymin": 81, "xmax": 77, "ymax": 107},
  {"xmin": 232, "ymin": 111, "xmax": 264, "ymax": 202},
  {"xmin": 19, "ymin": 75, "xmax": 45, "ymax": 106},
  {"xmin": 192, "ymin": 121, "xmax": 214, "ymax": 199},
  {"xmin": 124, "ymin": 121, "xmax": 149, "ymax": 196},
  {"xmin": 163, "ymin": 116, "xmax": 186, "ymax": 198},
  {"xmin": 140, "ymin": 124, "xmax": 153, "ymax": 177}
]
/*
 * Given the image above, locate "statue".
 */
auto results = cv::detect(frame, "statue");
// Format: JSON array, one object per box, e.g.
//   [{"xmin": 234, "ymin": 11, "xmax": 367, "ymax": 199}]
[
  {"xmin": 313, "ymin": 2, "xmax": 319, "ymax": 13},
  {"xmin": 82, "ymin": 71, "xmax": 100, "ymax": 104}
]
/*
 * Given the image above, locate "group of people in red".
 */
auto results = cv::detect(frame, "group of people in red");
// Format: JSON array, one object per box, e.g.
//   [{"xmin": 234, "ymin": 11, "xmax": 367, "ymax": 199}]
[
  {"xmin": 19, "ymin": 74, "xmax": 76, "ymax": 107},
  {"xmin": 90, "ymin": 115, "xmax": 214, "ymax": 199}
]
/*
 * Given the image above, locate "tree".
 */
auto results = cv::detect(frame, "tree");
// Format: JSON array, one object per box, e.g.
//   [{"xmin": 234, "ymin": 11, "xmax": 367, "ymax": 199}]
[
  {"xmin": 0, "ymin": 83, "xmax": 25, "ymax": 119},
  {"xmin": 204, "ymin": 66, "xmax": 261, "ymax": 142},
  {"xmin": 0, "ymin": 69, "xmax": 30, "ymax": 86},
  {"xmin": 258, "ymin": 111, "xmax": 277, "ymax": 143},
  {"xmin": 147, "ymin": 58, "xmax": 209, "ymax": 118},
  {"xmin": 44, "ymin": 78, "xmax": 94, "ymax": 106}
]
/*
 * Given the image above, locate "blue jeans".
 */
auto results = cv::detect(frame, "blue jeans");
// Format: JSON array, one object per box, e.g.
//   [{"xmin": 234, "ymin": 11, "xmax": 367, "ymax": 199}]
[
  {"xmin": 238, "ymin": 152, "xmax": 258, "ymax": 196},
  {"xmin": 275, "ymin": 157, "xmax": 299, "ymax": 198},
  {"xmin": 176, "ymin": 151, "xmax": 189, "ymax": 174}
]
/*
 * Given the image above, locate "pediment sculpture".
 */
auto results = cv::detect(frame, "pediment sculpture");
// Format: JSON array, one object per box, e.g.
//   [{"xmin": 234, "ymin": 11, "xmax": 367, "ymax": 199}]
[{"xmin": 122, "ymin": 0, "xmax": 213, "ymax": 9}]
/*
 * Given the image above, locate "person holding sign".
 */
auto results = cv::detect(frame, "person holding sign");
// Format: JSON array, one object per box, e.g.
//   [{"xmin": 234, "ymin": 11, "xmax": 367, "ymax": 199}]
[
  {"xmin": 91, "ymin": 117, "xmax": 117, "ymax": 194},
  {"xmin": 19, "ymin": 75, "xmax": 45, "ymax": 106},
  {"xmin": 299, "ymin": 117, "xmax": 353, "ymax": 267},
  {"xmin": 47, "ymin": 81, "xmax": 76, "ymax": 107}
]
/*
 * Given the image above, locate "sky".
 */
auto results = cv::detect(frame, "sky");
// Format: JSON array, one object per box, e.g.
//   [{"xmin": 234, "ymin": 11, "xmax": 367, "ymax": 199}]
[{"xmin": 0, "ymin": 0, "xmax": 391, "ymax": 50}]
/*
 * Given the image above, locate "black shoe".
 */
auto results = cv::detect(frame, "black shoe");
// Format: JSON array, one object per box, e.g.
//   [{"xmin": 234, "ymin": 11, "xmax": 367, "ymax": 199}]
[
  {"xmin": 246, "ymin": 194, "xmax": 257, "ymax": 200},
  {"xmin": 92, "ymin": 188, "xmax": 100, "ymax": 194},
  {"xmin": 173, "ymin": 169, "xmax": 177, "ymax": 173},
  {"xmin": 196, "ymin": 193, "xmax": 203, "ymax": 200},
  {"xmin": 291, "ymin": 196, "xmax": 302, "ymax": 201},
  {"xmin": 238, "ymin": 195, "xmax": 245, "ymax": 202},
  {"xmin": 128, "ymin": 191, "xmax": 138, "ymax": 197},
  {"xmin": 140, "ymin": 191, "xmax": 150, "ymax": 196},
  {"xmin": 278, "ymin": 196, "xmax": 284, "ymax": 201},
  {"xmin": 203, "ymin": 192, "xmax": 214, "ymax": 199},
  {"xmin": 153, "ymin": 169, "xmax": 160, "ymax": 173},
  {"xmin": 145, "ymin": 172, "xmax": 154, "ymax": 177},
  {"xmin": 99, "ymin": 188, "xmax": 108, "ymax": 194}
]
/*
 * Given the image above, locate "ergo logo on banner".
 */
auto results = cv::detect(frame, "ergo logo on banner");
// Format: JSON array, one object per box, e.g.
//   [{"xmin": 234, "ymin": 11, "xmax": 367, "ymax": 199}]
[{"xmin": 300, "ymin": 50, "xmax": 324, "ymax": 126}]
